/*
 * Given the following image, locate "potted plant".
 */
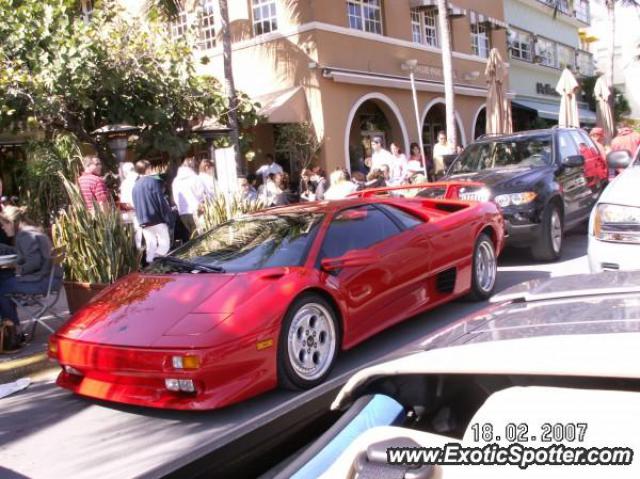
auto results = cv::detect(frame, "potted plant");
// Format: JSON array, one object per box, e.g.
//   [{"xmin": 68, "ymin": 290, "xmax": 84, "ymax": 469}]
[
  {"xmin": 199, "ymin": 193, "xmax": 265, "ymax": 234},
  {"xmin": 52, "ymin": 177, "xmax": 141, "ymax": 313}
]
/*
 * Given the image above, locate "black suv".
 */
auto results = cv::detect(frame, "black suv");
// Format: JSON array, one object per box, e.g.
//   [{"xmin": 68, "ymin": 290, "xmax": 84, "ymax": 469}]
[{"xmin": 441, "ymin": 128, "xmax": 599, "ymax": 261}]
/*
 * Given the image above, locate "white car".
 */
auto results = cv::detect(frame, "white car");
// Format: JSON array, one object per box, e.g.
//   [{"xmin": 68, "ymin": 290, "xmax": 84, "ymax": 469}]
[{"xmin": 588, "ymin": 147, "xmax": 640, "ymax": 272}]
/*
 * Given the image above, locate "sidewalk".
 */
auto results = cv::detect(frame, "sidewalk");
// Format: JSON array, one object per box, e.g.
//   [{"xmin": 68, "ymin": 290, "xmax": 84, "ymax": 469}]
[{"xmin": 0, "ymin": 289, "xmax": 69, "ymax": 383}]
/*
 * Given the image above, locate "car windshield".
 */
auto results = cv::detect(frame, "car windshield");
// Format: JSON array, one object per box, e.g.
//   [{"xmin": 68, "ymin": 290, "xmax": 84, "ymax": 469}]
[
  {"xmin": 145, "ymin": 213, "xmax": 324, "ymax": 274},
  {"xmin": 449, "ymin": 135, "xmax": 553, "ymax": 174}
]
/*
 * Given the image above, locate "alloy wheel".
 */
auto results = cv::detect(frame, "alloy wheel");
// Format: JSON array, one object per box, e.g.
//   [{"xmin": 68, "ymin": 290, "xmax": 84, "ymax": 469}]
[
  {"xmin": 287, "ymin": 303, "xmax": 337, "ymax": 382},
  {"xmin": 475, "ymin": 239, "xmax": 497, "ymax": 293},
  {"xmin": 551, "ymin": 209, "xmax": 562, "ymax": 254}
]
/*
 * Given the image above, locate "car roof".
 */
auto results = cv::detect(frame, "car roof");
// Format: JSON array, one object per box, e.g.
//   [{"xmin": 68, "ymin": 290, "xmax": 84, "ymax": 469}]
[{"xmin": 474, "ymin": 127, "xmax": 584, "ymax": 144}]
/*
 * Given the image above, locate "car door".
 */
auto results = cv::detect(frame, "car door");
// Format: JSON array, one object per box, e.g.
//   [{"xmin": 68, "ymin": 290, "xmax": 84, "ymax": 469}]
[
  {"xmin": 317, "ymin": 204, "xmax": 425, "ymax": 345},
  {"xmin": 568, "ymin": 129, "xmax": 605, "ymax": 192},
  {"xmin": 556, "ymin": 131, "xmax": 593, "ymax": 226},
  {"xmin": 578, "ymin": 129, "xmax": 608, "ymax": 188}
]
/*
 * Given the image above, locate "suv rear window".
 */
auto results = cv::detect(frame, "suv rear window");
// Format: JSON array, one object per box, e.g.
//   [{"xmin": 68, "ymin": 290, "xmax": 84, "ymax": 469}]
[{"xmin": 449, "ymin": 135, "xmax": 552, "ymax": 174}]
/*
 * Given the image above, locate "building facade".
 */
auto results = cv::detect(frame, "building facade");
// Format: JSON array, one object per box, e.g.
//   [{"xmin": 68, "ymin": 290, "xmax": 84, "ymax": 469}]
[
  {"xmin": 164, "ymin": 0, "xmax": 510, "ymax": 175},
  {"xmin": 504, "ymin": 0, "xmax": 596, "ymax": 131},
  {"xmin": 587, "ymin": 0, "xmax": 640, "ymax": 121}
]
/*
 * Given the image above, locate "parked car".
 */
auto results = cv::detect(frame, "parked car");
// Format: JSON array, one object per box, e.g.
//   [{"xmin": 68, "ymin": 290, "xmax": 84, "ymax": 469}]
[
  {"xmin": 439, "ymin": 127, "xmax": 603, "ymax": 261},
  {"xmin": 48, "ymin": 185, "xmax": 504, "ymax": 410},
  {"xmin": 271, "ymin": 272, "xmax": 640, "ymax": 479},
  {"xmin": 588, "ymin": 147, "xmax": 640, "ymax": 272}
]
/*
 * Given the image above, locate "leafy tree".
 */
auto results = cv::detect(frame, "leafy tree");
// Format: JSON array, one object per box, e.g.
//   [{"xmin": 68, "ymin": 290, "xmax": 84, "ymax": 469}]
[
  {"xmin": 579, "ymin": 75, "xmax": 631, "ymax": 122},
  {"xmin": 0, "ymin": 0, "xmax": 260, "ymax": 160},
  {"xmin": 274, "ymin": 122, "xmax": 323, "ymax": 172}
]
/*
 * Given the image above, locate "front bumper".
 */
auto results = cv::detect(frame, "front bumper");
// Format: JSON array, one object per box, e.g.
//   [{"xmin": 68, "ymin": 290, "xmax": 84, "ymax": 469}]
[
  {"xmin": 502, "ymin": 206, "xmax": 542, "ymax": 245},
  {"xmin": 588, "ymin": 235, "xmax": 640, "ymax": 273},
  {"xmin": 50, "ymin": 335, "xmax": 276, "ymax": 410}
]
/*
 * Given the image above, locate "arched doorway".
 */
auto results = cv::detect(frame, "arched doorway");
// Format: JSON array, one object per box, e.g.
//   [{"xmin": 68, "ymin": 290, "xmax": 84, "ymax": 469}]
[
  {"xmin": 421, "ymin": 99, "xmax": 465, "ymax": 162},
  {"xmin": 346, "ymin": 93, "xmax": 409, "ymax": 173},
  {"xmin": 473, "ymin": 106, "xmax": 486, "ymax": 140}
]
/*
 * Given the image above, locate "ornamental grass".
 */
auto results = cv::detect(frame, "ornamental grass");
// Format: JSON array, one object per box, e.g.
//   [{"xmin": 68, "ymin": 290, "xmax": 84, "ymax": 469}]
[{"xmin": 52, "ymin": 176, "xmax": 141, "ymax": 284}]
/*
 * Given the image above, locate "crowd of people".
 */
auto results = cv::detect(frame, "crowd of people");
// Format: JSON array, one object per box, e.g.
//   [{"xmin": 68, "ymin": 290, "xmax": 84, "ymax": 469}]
[{"xmin": 0, "ymin": 123, "xmax": 638, "ymax": 350}]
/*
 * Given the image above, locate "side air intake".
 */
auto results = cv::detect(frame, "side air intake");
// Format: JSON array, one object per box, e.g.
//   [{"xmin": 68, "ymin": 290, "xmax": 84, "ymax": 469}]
[{"xmin": 436, "ymin": 268, "xmax": 457, "ymax": 294}]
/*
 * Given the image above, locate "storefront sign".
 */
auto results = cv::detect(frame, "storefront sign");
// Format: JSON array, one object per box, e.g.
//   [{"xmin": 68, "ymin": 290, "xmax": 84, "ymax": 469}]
[
  {"xmin": 536, "ymin": 82, "xmax": 560, "ymax": 97},
  {"xmin": 416, "ymin": 64, "xmax": 459, "ymax": 81}
]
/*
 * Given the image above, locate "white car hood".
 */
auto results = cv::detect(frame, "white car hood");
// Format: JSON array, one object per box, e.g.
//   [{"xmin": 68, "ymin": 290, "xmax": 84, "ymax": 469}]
[{"xmin": 599, "ymin": 167, "xmax": 640, "ymax": 207}]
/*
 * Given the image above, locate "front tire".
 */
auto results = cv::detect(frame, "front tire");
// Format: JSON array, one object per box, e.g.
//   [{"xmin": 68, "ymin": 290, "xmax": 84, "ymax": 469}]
[
  {"xmin": 468, "ymin": 233, "xmax": 497, "ymax": 301},
  {"xmin": 278, "ymin": 293, "xmax": 339, "ymax": 390},
  {"xmin": 531, "ymin": 204, "xmax": 563, "ymax": 262}
]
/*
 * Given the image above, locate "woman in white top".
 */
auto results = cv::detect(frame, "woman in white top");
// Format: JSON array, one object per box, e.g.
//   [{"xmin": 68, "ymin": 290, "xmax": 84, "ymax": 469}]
[
  {"xmin": 198, "ymin": 159, "xmax": 218, "ymax": 199},
  {"xmin": 389, "ymin": 142, "xmax": 408, "ymax": 185},
  {"xmin": 324, "ymin": 169, "xmax": 357, "ymax": 200},
  {"xmin": 258, "ymin": 173, "xmax": 282, "ymax": 207}
]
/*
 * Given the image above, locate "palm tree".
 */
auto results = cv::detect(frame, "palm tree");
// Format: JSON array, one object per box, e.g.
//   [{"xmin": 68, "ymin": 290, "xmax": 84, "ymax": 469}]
[
  {"xmin": 218, "ymin": 0, "xmax": 243, "ymax": 176},
  {"xmin": 437, "ymin": 0, "xmax": 457, "ymax": 149},
  {"xmin": 146, "ymin": 0, "xmax": 243, "ymax": 174}
]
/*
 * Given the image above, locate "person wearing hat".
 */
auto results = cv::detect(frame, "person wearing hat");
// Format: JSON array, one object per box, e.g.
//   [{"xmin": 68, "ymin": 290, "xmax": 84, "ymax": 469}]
[{"xmin": 0, "ymin": 207, "xmax": 62, "ymax": 339}]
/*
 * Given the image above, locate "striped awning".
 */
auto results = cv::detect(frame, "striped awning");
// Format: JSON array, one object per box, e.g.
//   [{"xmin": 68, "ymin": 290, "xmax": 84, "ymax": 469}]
[
  {"xmin": 409, "ymin": 0, "xmax": 467, "ymax": 17},
  {"xmin": 469, "ymin": 10, "xmax": 509, "ymax": 30}
]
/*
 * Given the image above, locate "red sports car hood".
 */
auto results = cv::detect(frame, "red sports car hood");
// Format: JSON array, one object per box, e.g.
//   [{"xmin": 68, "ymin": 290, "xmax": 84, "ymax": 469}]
[{"xmin": 57, "ymin": 273, "xmax": 235, "ymax": 347}]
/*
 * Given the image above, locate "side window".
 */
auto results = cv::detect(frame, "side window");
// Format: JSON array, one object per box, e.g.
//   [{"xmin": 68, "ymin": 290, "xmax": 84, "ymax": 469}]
[
  {"xmin": 577, "ymin": 130, "xmax": 599, "ymax": 153},
  {"xmin": 320, "ymin": 206, "xmax": 401, "ymax": 260},
  {"xmin": 568, "ymin": 131, "xmax": 590, "ymax": 154},
  {"xmin": 558, "ymin": 132, "xmax": 580, "ymax": 159},
  {"xmin": 377, "ymin": 204, "xmax": 424, "ymax": 229}
]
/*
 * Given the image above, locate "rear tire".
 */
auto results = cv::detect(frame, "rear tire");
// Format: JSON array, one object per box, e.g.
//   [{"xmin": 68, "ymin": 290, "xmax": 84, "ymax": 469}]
[
  {"xmin": 531, "ymin": 203, "xmax": 563, "ymax": 262},
  {"xmin": 468, "ymin": 233, "xmax": 497, "ymax": 301},
  {"xmin": 278, "ymin": 293, "xmax": 339, "ymax": 390}
]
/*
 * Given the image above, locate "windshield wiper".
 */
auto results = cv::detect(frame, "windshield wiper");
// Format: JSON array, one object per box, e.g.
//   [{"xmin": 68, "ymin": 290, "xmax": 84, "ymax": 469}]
[{"xmin": 156, "ymin": 256, "xmax": 226, "ymax": 273}]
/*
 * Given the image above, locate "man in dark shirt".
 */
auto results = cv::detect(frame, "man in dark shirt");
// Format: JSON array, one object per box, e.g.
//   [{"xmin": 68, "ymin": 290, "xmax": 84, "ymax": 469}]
[{"xmin": 132, "ymin": 160, "xmax": 172, "ymax": 263}]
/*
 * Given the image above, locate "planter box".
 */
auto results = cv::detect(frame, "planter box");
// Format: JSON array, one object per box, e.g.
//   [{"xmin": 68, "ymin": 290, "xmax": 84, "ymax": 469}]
[{"xmin": 64, "ymin": 281, "xmax": 108, "ymax": 315}]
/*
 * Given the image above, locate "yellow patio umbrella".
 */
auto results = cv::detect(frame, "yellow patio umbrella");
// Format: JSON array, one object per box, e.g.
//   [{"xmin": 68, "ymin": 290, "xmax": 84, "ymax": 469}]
[
  {"xmin": 555, "ymin": 68, "xmax": 580, "ymax": 128},
  {"xmin": 485, "ymin": 48, "xmax": 513, "ymax": 135},
  {"xmin": 594, "ymin": 75, "xmax": 615, "ymax": 146}
]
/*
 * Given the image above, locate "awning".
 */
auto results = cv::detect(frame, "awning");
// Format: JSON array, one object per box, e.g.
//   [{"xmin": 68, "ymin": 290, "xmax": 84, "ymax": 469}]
[
  {"xmin": 469, "ymin": 10, "xmax": 508, "ymax": 30},
  {"xmin": 409, "ymin": 0, "xmax": 467, "ymax": 17},
  {"xmin": 255, "ymin": 86, "xmax": 308, "ymax": 124},
  {"xmin": 513, "ymin": 99, "xmax": 597, "ymax": 124}
]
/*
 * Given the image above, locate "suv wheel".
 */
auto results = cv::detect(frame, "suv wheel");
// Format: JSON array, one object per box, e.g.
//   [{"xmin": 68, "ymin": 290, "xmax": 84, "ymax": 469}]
[{"xmin": 532, "ymin": 204, "xmax": 563, "ymax": 262}]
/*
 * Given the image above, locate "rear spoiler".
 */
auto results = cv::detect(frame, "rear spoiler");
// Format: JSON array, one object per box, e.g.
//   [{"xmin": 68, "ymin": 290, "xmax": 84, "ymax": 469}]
[{"xmin": 348, "ymin": 181, "xmax": 487, "ymax": 200}]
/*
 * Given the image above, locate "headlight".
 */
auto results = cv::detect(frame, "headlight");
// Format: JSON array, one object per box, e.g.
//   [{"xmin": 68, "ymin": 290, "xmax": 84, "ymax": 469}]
[
  {"xmin": 593, "ymin": 204, "xmax": 640, "ymax": 244},
  {"xmin": 459, "ymin": 187, "xmax": 491, "ymax": 202},
  {"xmin": 494, "ymin": 192, "xmax": 537, "ymax": 208}
]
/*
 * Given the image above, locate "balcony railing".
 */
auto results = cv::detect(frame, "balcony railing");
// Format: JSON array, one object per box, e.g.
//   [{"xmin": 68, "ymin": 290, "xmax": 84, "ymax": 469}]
[{"xmin": 537, "ymin": 0, "xmax": 590, "ymax": 24}]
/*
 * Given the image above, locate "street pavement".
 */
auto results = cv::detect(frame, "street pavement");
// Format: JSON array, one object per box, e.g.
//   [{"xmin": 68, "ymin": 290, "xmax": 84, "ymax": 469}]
[{"xmin": 0, "ymin": 233, "xmax": 589, "ymax": 479}]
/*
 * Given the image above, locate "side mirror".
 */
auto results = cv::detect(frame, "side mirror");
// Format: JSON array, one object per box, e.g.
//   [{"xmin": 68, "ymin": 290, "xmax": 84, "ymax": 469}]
[
  {"xmin": 607, "ymin": 150, "xmax": 632, "ymax": 170},
  {"xmin": 561, "ymin": 155, "xmax": 585, "ymax": 168},
  {"xmin": 321, "ymin": 250, "xmax": 380, "ymax": 272}
]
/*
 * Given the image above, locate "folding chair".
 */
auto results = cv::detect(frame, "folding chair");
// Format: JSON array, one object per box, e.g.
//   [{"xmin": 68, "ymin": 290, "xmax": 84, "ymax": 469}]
[{"xmin": 9, "ymin": 246, "xmax": 66, "ymax": 340}]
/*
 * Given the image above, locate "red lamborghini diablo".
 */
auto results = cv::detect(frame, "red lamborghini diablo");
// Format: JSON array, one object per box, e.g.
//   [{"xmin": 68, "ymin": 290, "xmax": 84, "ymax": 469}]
[{"xmin": 49, "ymin": 183, "xmax": 504, "ymax": 410}]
